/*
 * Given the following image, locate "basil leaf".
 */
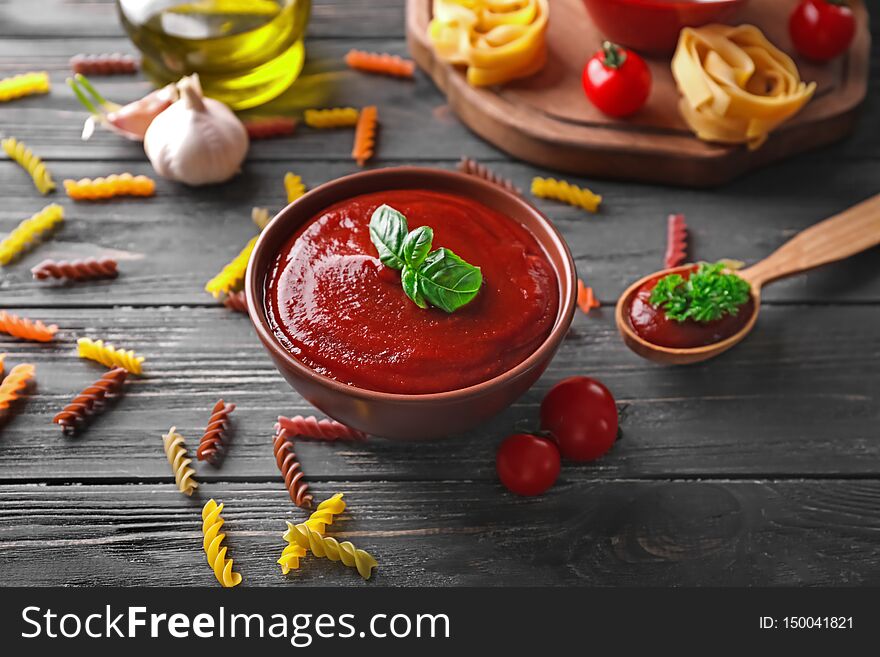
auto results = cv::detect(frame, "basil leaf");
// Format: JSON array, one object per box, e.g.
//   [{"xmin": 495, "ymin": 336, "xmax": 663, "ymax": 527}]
[
  {"xmin": 369, "ymin": 204, "xmax": 408, "ymax": 270},
  {"xmin": 402, "ymin": 225, "xmax": 433, "ymax": 269},
  {"xmin": 416, "ymin": 247, "xmax": 483, "ymax": 313},
  {"xmin": 401, "ymin": 266, "xmax": 427, "ymax": 308}
]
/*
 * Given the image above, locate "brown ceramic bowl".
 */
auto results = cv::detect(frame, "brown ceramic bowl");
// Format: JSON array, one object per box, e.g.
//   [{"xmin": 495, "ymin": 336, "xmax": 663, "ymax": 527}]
[{"xmin": 245, "ymin": 167, "xmax": 576, "ymax": 440}]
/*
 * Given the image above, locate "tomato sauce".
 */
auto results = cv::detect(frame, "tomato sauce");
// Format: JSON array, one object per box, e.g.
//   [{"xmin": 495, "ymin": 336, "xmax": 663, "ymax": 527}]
[
  {"xmin": 264, "ymin": 189, "xmax": 559, "ymax": 394},
  {"xmin": 628, "ymin": 267, "xmax": 755, "ymax": 349}
]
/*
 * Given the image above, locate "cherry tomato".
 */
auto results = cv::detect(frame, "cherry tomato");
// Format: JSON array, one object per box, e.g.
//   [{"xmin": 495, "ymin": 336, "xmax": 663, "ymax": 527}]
[
  {"xmin": 496, "ymin": 433, "xmax": 561, "ymax": 496},
  {"xmin": 582, "ymin": 41, "xmax": 651, "ymax": 118},
  {"xmin": 541, "ymin": 376, "xmax": 618, "ymax": 462},
  {"xmin": 789, "ymin": 0, "xmax": 856, "ymax": 62}
]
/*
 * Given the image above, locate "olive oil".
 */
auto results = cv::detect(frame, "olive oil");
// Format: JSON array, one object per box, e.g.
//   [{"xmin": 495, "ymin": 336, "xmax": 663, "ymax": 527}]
[{"xmin": 118, "ymin": 0, "xmax": 310, "ymax": 110}]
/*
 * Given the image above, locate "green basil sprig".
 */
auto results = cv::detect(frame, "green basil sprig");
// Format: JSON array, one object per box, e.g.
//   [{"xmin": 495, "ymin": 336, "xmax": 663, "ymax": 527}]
[{"xmin": 368, "ymin": 204, "xmax": 482, "ymax": 313}]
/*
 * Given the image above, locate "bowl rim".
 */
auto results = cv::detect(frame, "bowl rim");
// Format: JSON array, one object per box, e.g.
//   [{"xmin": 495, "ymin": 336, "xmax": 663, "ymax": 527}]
[{"xmin": 245, "ymin": 166, "xmax": 577, "ymax": 404}]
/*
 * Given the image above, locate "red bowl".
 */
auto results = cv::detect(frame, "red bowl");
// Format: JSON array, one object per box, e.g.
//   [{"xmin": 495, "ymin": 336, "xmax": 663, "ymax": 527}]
[
  {"xmin": 246, "ymin": 167, "xmax": 577, "ymax": 440},
  {"xmin": 582, "ymin": 0, "xmax": 748, "ymax": 55}
]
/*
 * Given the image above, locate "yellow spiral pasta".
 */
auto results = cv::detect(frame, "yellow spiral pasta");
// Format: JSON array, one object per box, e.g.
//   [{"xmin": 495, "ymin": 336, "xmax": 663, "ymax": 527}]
[
  {"xmin": 162, "ymin": 427, "xmax": 199, "ymax": 496},
  {"xmin": 0, "ymin": 72, "xmax": 50, "ymax": 102},
  {"xmin": 202, "ymin": 499, "xmax": 243, "ymax": 588},
  {"xmin": 63, "ymin": 173, "xmax": 155, "ymax": 200},
  {"xmin": 252, "ymin": 206, "xmax": 271, "ymax": 230},
  {"xmin": 284, "ymin": 521, "xmax": 377, "ymax": 580},
  {"xmin": 304, "ymin": 108, "xmax": 359, "ymax": 129},
  {"xmin": 0, "ymin": 363, "xmax": 35, "ymax": 411},
  {"xmin": 204, "ymin": 236, "xmax": 258, "ymax": 298},
  {"xmin": 0, "ymin": 203, "xmax": 64, "ymax": 266},
  {"xmin": 77, "ymin": 337, "xmax": 145, "ymax": 374},
  {"xmin": 531, "ymin": 177, "xmax": 602, "ymax": 213},
  {"xmin": 284, "ymin": 172, "xmax": 306, "ymax": 203},
  {"xmin": 428, "ymin": 0, "xmax": 549, "ymax": 87},
  {"xmin": 2, "ymin": 137, "xmax": 55, "ymax": 195},
  {"xmin": 672, "ymin": 24, "xmax": 816, "ymax": 150},
  {"xmin": 278, "ymin": 493, "xmax": 346, "ymax": 574}
]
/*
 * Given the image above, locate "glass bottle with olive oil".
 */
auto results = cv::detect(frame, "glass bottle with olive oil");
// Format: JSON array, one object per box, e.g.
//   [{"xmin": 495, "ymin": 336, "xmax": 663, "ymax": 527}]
[{"xmin": 118, "ymin": 0, "xmax": 310, "ymax": 110}]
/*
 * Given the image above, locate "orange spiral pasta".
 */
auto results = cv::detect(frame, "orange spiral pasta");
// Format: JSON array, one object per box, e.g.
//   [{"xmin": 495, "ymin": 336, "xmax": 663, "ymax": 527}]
[
  {"xmin": 0, "ymin": 354, "xmax": 5, "ymax": 379},
  {"xmin": 64, "ymin": 173, "xmax": 155, "ymax": 200},
  {"xmin": 32, "ymin": 257, "xmax": 118, "ymax": 281},
  {"xmin": 0, "ymin": 363, "xmax": 35, "ymax": 411},
  {"xmin": 202, "ymin": 499, "xmax": 242, "ymax": 588},
  {"xmin": 0, "ymin": 203, "xmax": 64, "ymax": 265},
  {"xmin": 197, "ymin": 399, "xmax": 235, "ymax": 465},
  {"xmin": 276, "ymin": 415, "xmax": 367, "ymax": 442},
  {"xmin": 304, "ymin": 108, "xmax": 359, "ymax": 129},
  {"xmin": 576, "ymin": 279, "xmax": 599, "ymax": 315},
  {"xmin": 352, "ymin": 105, "xmax": 378, "ymax": 167},
  {"xmin": 2, "ymin": 137, "xmax": 55, "ymax": 195},
  {"xmin": 0, "ymin": 72, "xmax": 49, "ymax": 102},
  {"xmin": 243, "ymin": 116, "xmax": 297, "ymax": 139},
  {"xmin": 284, "ymin": 172, "xmax": 306, "ymax": 203},
  {"xmin": 345, "ymin": 50, "xmax": 415, "ymax": 79},
  {"xmin": 0, "ymin": 311, "xmax": 58, "ymax": 342},
  {"xmin": 53, "ymin": 367, "xmax": 127, "ymax": 432},
  {"xmin": 70, "ymin": 53, "xmax": 139, "ymax": 76},
  {"xmin": 223, "ymin": 290, "xmax": 248, "ymax": 313},
  {"xmin": 273, "ymin": 423, "xmax": 313, "ymax": 509}
]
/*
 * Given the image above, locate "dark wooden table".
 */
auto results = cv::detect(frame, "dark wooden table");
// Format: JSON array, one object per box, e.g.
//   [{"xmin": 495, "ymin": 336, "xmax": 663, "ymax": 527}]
[{"xmin": 0, "ymin": 0, "xmax": 878, "ymax": 587}]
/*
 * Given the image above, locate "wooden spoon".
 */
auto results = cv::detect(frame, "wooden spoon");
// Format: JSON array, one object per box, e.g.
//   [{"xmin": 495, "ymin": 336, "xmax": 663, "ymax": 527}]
[{"xmin": 615, "ymin": 193, "xmax": 880, "ymax": 365}]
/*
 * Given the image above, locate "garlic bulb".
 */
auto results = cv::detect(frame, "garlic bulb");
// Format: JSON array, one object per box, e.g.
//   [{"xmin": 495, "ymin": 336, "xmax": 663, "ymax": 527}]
[{"xmin": 143, "ymin": 74, "xmax": 249, "ymax": 186}]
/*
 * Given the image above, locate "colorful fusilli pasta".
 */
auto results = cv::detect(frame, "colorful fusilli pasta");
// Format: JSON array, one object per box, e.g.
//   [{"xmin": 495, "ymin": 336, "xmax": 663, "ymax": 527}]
[
  {"xmin": 0, "ymin": 363, "xmax": 35, "ymax": 411},
  {"xmin": 197, "ymin": 399, "xmax": 235, "ymax": 465},
  {"xmin": 352, "ymin": 105, "xmax": 377, "ymax": 167},
  {"xmin": 223, "ymin": 290, "xmax": 248, "ymax": 314},
  {"xmin": 243, "ymin": 116, "xmax": 296, "ymax": 139},
  {"xmin": 576, "ymin": 279, "xmax": 600, "ymax": 315},
  {"xmin": 2, "ymin": 137, "xmax": 55, "ymax": 195},
  {"xmin": 276, "ymin": 415, "xmax": 367, "ymax": 442},
  {"xmin": 202, "ymin": 499, "xmax": 243, "ymax": 588},
  {"xmin": 162, "ymin": 427, "xmax": 199, "ymax": 496},
  {"xmin": 273, "ymin": 423, "xmax": 313, "ymax": 509},
  {"xmin": 304, "ymin": 108, "xmax": 359, "ymax": 129},
  {"xmin": 64, "ymin": 173, "xmax": 155, "ymax": 200},
  {"xmin": 0, "ymin": 72, "xmax": 49, "ymax": 102},
  {"xmin": 284, "ymin": 172, "xmax": 306, "ymax": 203},
  {"xmin": 0, "ymin": 311, "xmax": 58, "ymax": 342},
  {"xmin": 531, "ymin": 177, "xmax": 602, "ymax": 213},
  {"xmin": 70, "ymin": 53, "xmax": 139, "ymax": 76},
  {"xmin": 278, "ymin": 493, "xmax": 346, "ymax": 574},
  {"xmin": 457, "ymin": 157, "xmax": 521, "ymax": 196},
  {"xmin": 53, "ymin": 367, "xmax": 127, "ymax": 432},
  {"xmin": 251, "ymin": 206, "xmax": 271, "ymax": 230},
  {"xmin": 31, "ymin": 257, "xmax": 118, "ymax": 281},
  {"xmin": 0, "ymin": 203, "xmax": 64, "ymax": 265},
  {"xmin": 204, "ymin": 236, "xmax": 258, "ymax": 298},
  {"xmin": 77, "ymin": 337, "xmax": 145, "ymax": 374},
  {"xmin": 284, "ymin": 522, "xmax": 378, "ymax": 580},
  {"xmin": 664, "ymin": 213, "xmax": 689, "ymax": 269},
  {"xmin": 345, "ymin": 50, "xmax": 415, "ymax": 79},
  {"xmin": 0, "ymin": 353, "xmax": 5, "ymax": 378}
]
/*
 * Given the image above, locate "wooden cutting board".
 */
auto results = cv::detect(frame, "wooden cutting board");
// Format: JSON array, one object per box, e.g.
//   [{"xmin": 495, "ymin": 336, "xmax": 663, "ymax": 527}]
[{"xmin": 406, "ymin": 0, "xmax": 870, "ymax": 187}]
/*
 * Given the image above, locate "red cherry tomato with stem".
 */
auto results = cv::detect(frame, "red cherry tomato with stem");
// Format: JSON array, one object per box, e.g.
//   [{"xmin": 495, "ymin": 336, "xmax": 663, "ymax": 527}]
[
  {"xmin": 582, "ymin": 41, "xmax": 651, "ymax": 118},
  {"xmin": 541, "ymin": 376, "xmax": 618, "ymax": 462},
  {"xmin": 496, "ymin": 433, "xmax": 561, "ymax": 496},
  {"xmin": 789, "ymin": 0, "xmax": 856, "ymax": 62}
]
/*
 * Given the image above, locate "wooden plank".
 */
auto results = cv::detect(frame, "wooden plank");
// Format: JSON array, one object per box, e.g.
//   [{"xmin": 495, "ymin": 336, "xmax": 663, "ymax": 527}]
[
  {"xmin": 2, "ymin": 159, "xmax": 880, "ymax": 306},
  {"xmin": 0, "ymin": 305, "xmax": 876, "ymax": 481},
  {"xmin": 0, "ymin": 0, "xmax": 407, "ymax": 39},
  {"xmin": 2, "ymin": 479, "xmax": 880, "ymax": 586}
]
